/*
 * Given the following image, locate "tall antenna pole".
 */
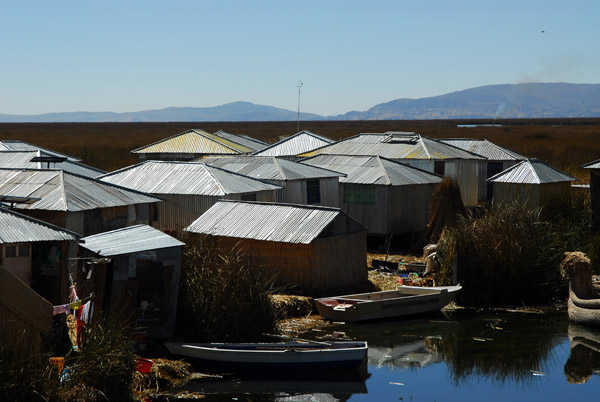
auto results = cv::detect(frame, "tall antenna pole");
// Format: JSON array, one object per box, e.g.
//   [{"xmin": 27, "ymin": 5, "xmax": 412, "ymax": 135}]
[{"xmin": 297, "ymin": 81, "xmax": 303, "ymax": 132}]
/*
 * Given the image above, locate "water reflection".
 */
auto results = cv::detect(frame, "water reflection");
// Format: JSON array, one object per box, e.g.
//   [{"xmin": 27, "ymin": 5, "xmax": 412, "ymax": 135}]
[
  {"xmin": 564, "ymin": 323, "xmax": 600, "ymax": 384},
  {"xmin": 164, "ymin": 310, "xmax": 586, "ymax": 401},
  {"xmin": 338, "ymin": 309, "xmax": 568, "ymax": 385}
]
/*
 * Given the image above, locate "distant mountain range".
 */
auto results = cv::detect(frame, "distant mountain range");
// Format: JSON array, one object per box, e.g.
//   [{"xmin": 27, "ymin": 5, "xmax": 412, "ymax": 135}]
[{"xmin": 1, "ymin": 83, "xmax": 599, "ymax": 122}]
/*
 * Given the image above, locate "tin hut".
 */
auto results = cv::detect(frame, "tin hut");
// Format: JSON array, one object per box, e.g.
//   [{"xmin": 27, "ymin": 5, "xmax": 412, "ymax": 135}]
[
  {"xmin": 440, "ymin": 138, "xmax": 526, "ymax": 202},
  {"xmin": 131, "ymin": 129, "xmax": 257, "ymax": 162},
  {"xmin": 78, "ymin": 225, "xmax": 184, "ymax": 338},
  {"xmin": 253, "ymin": 130, "xmax": 333, "ymax": 159},
  {"xmin": 300, "ymin": 132, "xmax": 484, "ymax": 207},
  {"xmin": 184, "ymin": 200, "xmax": 368, "ymax": 294},
  {"xmin": 0, "ymin": 206, "xmax": 80, "ymax": 304},
  {"xmin": 582, "ymin": 159, "xmax": 600, "ymax": 230},
  {"xmin": 1, "ymin": 265, "xmax": 53, "ymax": 361},
  {"xmin": 99, "ymin": 161, "xmax": 281, "ymax": 237},
  {"xmin": 198, "ymin": 156, "xmax": 343, "ymax": 207},
  {"xmin": 300, "ymin": 155, "xmax": 443, "ymax": 240},
  {"xmin": 0, "ymin": 150, "xmax": 106, "ymax": 178},
  {"xmin": 213, "ymin": 130, "xmax": 270, "ymax": 152},
  {"xmin": 0, "ymin": 140, "xmax": 82, "ymax": 162},
  {"xmin": 0, "ymin": 168, "xmax": 161, "ymax": 237},
  {"xmin": 487, "ymin": 159, "xmax": 576, "ymax": 209}
]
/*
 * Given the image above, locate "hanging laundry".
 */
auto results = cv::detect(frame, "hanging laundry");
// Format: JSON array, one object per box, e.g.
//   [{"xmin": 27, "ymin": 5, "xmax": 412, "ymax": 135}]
[
  {"xmin": 80, "ymin": 301, "xmax": 93, "ymax": 324},
  {"xmin": 68, "ymin": 300, "xmax": 82, "ymax": 310},
  {"xmin": 69, "ymin": 284, "xmax": 79, "ymax": 304},
  {"xmin": 53, "ymin": 304, "xmax": 70, "ymax": 316}
]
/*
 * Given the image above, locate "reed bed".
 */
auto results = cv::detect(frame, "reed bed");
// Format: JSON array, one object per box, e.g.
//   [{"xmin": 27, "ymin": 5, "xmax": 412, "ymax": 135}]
[
  {"xmin": 177, "ymin": 236, "xmax": 279, "ymax": 342},
  {"xmin": 436, "ymin": 200, "xmax": 575, "ymax": 307}
]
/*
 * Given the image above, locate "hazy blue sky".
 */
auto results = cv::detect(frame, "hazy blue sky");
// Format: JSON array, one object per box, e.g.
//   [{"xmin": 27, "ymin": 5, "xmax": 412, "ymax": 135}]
[{"xmin": 1, "ymin": 0, "xmax": 599, "ymax": 116}]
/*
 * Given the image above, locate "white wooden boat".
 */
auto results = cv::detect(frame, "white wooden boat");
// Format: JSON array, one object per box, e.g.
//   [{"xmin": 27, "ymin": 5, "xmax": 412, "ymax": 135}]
[
  {"xmin": 164, "ymin": 340, "xmax": 368, "ymax": 371},
  {"xmin": 314, "ymin": 285, "xmax": 462, "ymax": 322}
]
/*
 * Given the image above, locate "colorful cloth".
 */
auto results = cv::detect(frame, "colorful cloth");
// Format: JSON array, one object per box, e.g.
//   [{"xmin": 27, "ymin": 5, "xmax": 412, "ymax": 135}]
[
  {"xmin": 68, "ymin": 300, "xmax": 82, "ymax": 310},
  {"xmin": 52, "ymin": 304, "xmax": 70, "ymax": 316}
]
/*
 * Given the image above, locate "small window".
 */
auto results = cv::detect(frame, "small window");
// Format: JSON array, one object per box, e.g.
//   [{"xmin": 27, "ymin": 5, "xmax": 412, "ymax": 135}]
[
  {"xmin": 18, "ymin": 245, "xmax": 30, "ymax": 257},
  {"xmin": 241, "ymin": 193, "xmax": 257, "ymax": 201},
  {"xmin": 344, "ymin": 184, "xmax": 375, "ymax": 204},
  {"xmin": 434, "ymin": 161, "xmax": 445, "ymax": 176},
  {"xmin": 4, "ymin": 246, "xmax": 16, "ymax": 258},
  {"xmin": 306, "ymin": 180, "xmax": 321, "ymax": 204}
]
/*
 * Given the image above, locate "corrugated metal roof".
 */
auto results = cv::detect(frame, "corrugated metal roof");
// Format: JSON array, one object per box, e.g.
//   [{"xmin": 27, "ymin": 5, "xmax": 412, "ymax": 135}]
[
  {"xmin": 301, "ymin": 132, "xmax": 485, "ymax": 160},
  {"xmin": 0, "ymin": 151, "xmax": 106, "ymax": 178},
  {"xmin": 0, "ymin": 168, "xmax": 161, "ymax": 211},
  {"xmin": 440, "ymin": 139, "xmax": 526, "ymax": 160},
  {"xmin": 0, "ymin": 140, "xmax": 82, "ymax": 162},
  {"xmin": 185, "ymin": 201, "xmax": 346, "ymax": 244},
  {"xmin": 214, "ymin": 130, "xmax": 269, "ymax": 152},
  {"xmin": 198, "ymin": 156, "xmax": 344, "ymax": 181},
  {"xmin": 0, "ymin": 207, "xmax": 80, "ymax": 243},
  {"xmin": 99, "ymin": 161, "xmax": 281, "ymax": 195},
  {"xmin": 487, "ymin": 159, "xmax": 576, "ymax": 184},
  {"xmin": 582, "ymin": 159, "xmax": 600, "ymax": 169},
  {"xmin": 80, "ymin": 224, "xmax": 184, "ymax": 256},
  {"xmin": 131, "ymin": 129, "xmax": 254, "ymax": 155},
  {"xmin": 253, "ymin": 130, "xmax": 333, "ymax": 157},
  {"xmin": 301, "ymin": 154, "xmax": 443, "ymax": 185}
]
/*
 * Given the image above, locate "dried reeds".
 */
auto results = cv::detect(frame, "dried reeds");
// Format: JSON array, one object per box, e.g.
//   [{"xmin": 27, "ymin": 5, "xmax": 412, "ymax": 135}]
[{"xmin": 177, "ymin": 236, "xmax": 279, "ymax": 342}]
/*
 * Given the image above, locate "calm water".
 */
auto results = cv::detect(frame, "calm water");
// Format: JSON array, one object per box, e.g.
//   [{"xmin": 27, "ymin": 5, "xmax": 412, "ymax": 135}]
[{"xmin": 170, "ymin": 309, "xmax": 600, "ymax": 401}]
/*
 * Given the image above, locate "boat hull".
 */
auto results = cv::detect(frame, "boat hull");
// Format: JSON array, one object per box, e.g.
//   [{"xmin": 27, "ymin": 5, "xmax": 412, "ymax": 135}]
[
  {"xmin": 314, "ymin": 285, "xmax": 462, "ymax": 322},
  {"xmin": 164, "ymin": 341, "xmax": 368, "ymax": 371}
]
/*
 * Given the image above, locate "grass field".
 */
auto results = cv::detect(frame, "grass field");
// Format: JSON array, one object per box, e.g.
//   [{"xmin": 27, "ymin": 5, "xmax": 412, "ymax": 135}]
[{"xmin": 0, "ymin": 118, "xmax": 598, "ymax": 182}]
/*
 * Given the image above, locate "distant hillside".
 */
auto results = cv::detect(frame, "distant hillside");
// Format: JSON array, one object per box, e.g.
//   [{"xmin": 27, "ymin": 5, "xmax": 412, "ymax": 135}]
[
  {"xmin": 334, "ymin": 83, "xmax": 600, "ymax": 120},
  {"xmin": 0, "ymin": 101, "xmax": 324, "ymax": 123},
  {"xmin": 1, "ymin": 83, "xmax": 599, "ymax": 122}
]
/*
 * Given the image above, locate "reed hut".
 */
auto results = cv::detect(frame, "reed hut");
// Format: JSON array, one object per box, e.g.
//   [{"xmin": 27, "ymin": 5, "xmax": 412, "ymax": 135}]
[
  {"xmin": 300, "ymin": 132, "xmax": 484, "ymax": 207},
  {"xmin": 0, "ymin": 206, "xmax": 80, "ymax": 304},
  {"xmin": 78, "ymin": 225, "xmax": 184, "ymax": 338},
  {"xmin": 300, "ymin": 154, "xmax": 443, "ymax": 240},
  {"xmin": 184, "ymin": 200, "xmax": 368, "ymax": 294},
  {"xmin": 487, "ymin": 158, "xmax": 576, "ymax": 209},
  {"xmin": 99, "ymin": 161, "xmax": 281, "ymax": 237},
  {"xmin": 131, "ymin": 129, "xmax": 257, "ymax": 162},
  {"xmin": 582, "ymin": 159, "xmax": 600, "ymax": 230},
  {"xmin": 253, "ymin": 130, "xmax": 333, "ymax": 159},
  {"xmin": 440, "ymin": 138, "xmax": 526, "ymax": 202},
  {"xmin": 198, "ymin": 156, "xmax": 343, "ymax": 207}
]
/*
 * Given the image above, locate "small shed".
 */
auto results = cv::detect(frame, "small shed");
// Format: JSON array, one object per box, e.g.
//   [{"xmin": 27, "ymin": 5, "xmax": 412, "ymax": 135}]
[
  {"xmin": 487, "ymin": 159, "xmax": 576, "ymax": 209},
  {"xmin": 440, "ymin": 138, "xmax": 526, "ymax": 202},
  {"xmin": 0, "ymin": 168, "xmax": 161, "ymax": 237},
  {"xmin": 79, "ymin": 225, "xmax": 185, "ymax": 339},
  {"xmin": 199, "ymin": 155, "xmax": 343, "ymax": 207},
  {"xmin": 582, "ymin": 159, "xmax": 600, "ymax": 230},
  {"xmin": 253, "ymin": 130, "xmax": 334, "ymax": 159},
  {"xmin": 131, "ymin": 129, "xmax": 256, "ymax": 162},
  {"xmin": 0, "ymin": 150, "xmax": 106, "ymax": 178},
  {"xmin": 0, "ymin": 206, "xmax": 80, "ymax": 304},
  {"xmin": 185, "ymin": 200, "xmax": 368, "ymax": 294},
  {"xmin": 300, "ymin": 154, "xmax": 443, "ymax": 238},
  {"xmin": 300, "ymin": 132, "xmax": 484, "ymax": 207},
  {"xmin": 99, "ymin": 161, "xmax": 281, "ymax": 237}
]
